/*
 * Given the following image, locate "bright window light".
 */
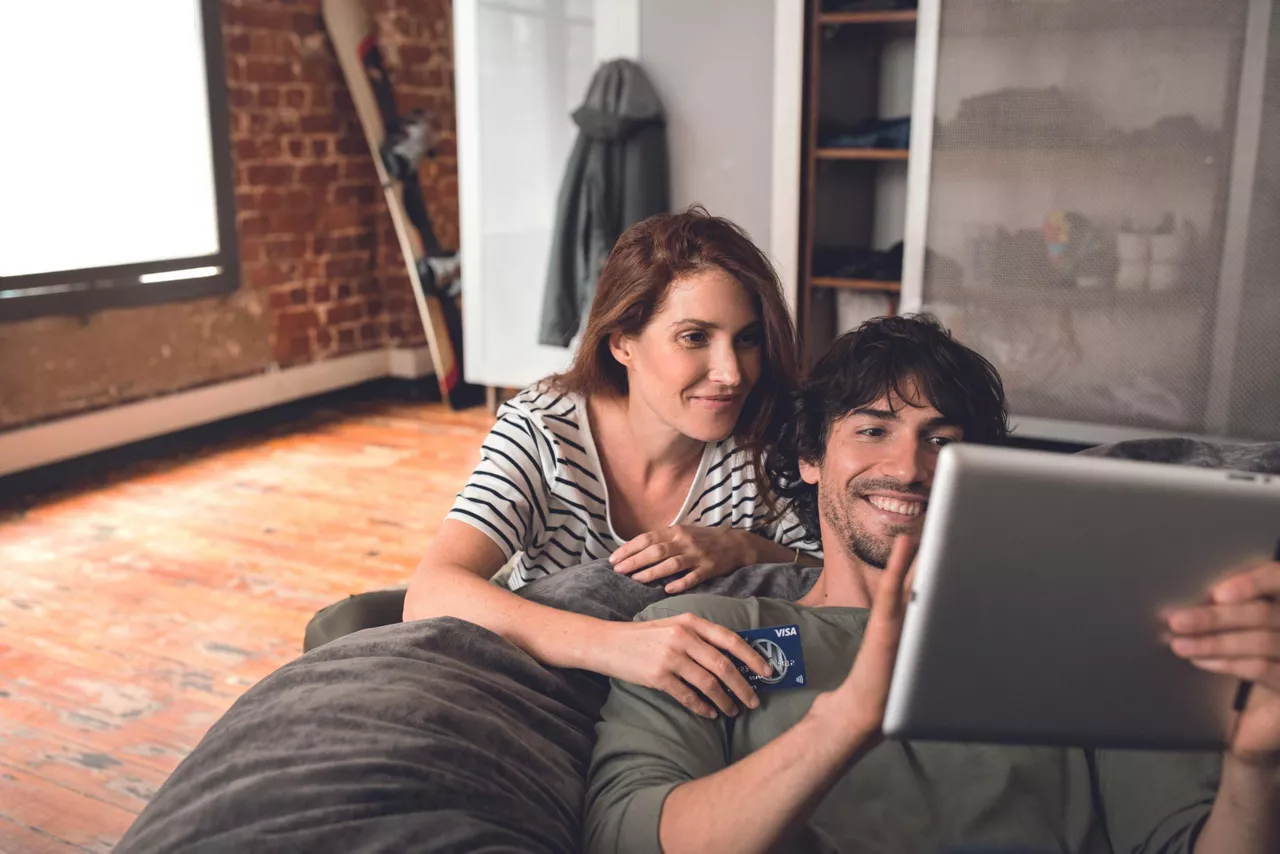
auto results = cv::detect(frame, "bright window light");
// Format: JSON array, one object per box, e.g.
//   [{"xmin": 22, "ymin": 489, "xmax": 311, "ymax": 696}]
[
  {"xmin": 0, "ymin": 1, "xmax": 221, "ymax": 278},
  {"xmin": 138, "ymin": 265, "xmax": 221, "ymax": 284}
]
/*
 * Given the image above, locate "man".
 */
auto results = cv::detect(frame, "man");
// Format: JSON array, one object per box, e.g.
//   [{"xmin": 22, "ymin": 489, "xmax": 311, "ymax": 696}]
[{"xmin": 584, "ymin": 315, "xmax": 1280, "ymax": 854}]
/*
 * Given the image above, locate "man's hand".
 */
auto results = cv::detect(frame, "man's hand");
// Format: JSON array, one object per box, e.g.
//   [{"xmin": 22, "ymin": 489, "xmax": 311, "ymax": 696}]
[
  {"xmin": 818, "ymin": 535, "xmax": 917, "ymax": 738},
  {"xmin": 610, "ymin": 525, "xmax": 756, "ymax": 594},
  {"xmin": 1165, "ymin": 559, "xmax": 1280, "ymax": 767}
]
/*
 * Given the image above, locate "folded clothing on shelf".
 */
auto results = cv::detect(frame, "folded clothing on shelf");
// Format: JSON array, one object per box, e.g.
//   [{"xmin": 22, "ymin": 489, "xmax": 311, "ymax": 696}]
[
  {"xmin": 822, "ymin": 0, "xmax": 917, "ymax": 11},
  {"xmin": 819, "ymin": 116, "xmax": 911, "ymax": 150},
  {"xmin": 814, "ymin": 243, "xmax": 905, "ymax": 281}
]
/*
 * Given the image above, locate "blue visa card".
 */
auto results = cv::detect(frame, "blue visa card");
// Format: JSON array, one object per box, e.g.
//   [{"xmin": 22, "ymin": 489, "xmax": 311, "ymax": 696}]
[{"xmin": 735, "ymin": 624, "xmax": 807, "ymax": 691}]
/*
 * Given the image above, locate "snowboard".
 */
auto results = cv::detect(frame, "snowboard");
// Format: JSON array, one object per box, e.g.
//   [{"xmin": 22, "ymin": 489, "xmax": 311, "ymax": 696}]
[{"xmin": 322, "ymin": 0, "xmax": 481, "ymax": 409}]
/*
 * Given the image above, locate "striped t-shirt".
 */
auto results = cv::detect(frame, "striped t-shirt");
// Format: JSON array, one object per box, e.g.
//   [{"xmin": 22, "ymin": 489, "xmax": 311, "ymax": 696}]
[{"xmin": 447, "ymin": 385, "xmax": 823, "ymax": 590}]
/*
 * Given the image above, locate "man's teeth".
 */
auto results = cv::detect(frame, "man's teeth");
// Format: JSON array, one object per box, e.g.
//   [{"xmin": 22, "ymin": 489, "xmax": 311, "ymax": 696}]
[{"xmin": 867, "ymin": 496, "xmax": 924, "ymax": 517}]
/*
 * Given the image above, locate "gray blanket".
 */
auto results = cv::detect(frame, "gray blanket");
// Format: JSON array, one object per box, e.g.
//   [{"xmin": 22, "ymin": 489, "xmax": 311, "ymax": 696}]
[
  {"xmin": 116, "ymin": 562, "xmax": 820, "ymax": 853},
  {"xmin": 116, "ymin": 439, "xmax": 1280, "ymax": 853}
]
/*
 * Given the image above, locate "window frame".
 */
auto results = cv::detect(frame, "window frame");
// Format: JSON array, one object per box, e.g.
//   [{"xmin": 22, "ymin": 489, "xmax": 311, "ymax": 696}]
[{"xmin": 0, "ymin": 0, "xmax": 240, "ymax": 323}]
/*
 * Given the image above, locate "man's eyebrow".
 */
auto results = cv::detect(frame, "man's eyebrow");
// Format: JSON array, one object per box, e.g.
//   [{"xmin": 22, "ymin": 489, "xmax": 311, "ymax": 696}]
[
  {"xmin": 851, "ymin": 408, "xmax": 960, "ymax": 430},
  {"xmin": 851, "ymin": 407, "xmax": 900, "ymax": 420}
]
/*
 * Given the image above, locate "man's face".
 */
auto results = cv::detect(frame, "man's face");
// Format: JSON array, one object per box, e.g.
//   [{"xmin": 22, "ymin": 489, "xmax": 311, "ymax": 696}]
[{"xmin": 799, "ymin": 384, "xmax": 963, "ymax": 569}]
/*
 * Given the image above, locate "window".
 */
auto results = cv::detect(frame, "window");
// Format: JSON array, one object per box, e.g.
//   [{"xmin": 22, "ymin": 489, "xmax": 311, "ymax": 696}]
[{"xmin": 0, "ymin": 0, "xmax": 238, "ymax": 321}]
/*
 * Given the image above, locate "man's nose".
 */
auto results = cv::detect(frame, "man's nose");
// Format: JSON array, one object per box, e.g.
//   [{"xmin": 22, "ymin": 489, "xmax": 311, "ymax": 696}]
[{"xmin": 884, "ymin": 437, "xmax": 928, "ymax": 486}]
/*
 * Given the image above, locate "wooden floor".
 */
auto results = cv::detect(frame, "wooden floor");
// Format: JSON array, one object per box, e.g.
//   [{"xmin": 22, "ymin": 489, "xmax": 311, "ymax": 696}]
[{"xmin": 0, "ymin": 396, "xmax": 493, "ymax": 853}]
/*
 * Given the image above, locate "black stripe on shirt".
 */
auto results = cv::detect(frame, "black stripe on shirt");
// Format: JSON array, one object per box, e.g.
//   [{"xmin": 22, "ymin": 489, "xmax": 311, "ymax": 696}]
[
  {"xmin": 479, "ymin": 445, "xmax": 549, "ymax": 531},
  {"xmin": 450, "ymin": 507, "xmax": 518, "ymax": 556},
  {"xmin": 555, "ymin": 476, "xmax": 606, "ymax": 505}
]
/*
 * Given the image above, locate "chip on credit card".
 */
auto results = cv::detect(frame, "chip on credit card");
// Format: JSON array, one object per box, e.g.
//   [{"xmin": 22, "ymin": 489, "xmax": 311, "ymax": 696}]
[{"xmin": 735, "ymin": 624, "xmax": 807, "ymax": 691}]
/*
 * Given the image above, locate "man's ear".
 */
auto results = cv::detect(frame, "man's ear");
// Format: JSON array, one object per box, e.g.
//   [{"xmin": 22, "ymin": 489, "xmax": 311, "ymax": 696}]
[
  {"xmin": 608, "ymin": 330, "xmax": 635, "ymax": 367},
  {"xmin": 798, "ymin": 457, "xmax": 821, "ymax": 486}
]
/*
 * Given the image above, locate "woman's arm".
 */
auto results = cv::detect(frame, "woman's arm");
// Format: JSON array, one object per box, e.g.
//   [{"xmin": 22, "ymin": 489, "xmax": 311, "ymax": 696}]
[{"xmin": 405, "ymin": 520, "xmax": 774, "ymax": 717}]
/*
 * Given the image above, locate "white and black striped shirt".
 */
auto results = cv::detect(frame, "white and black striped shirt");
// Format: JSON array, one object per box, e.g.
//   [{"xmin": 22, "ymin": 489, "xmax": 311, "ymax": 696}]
[{"xmin": 447, "ymin": 385, "xmax": 822, "ymax": 590}]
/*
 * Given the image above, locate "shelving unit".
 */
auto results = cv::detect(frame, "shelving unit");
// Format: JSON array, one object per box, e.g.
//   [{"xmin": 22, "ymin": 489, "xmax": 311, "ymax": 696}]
[{"xmin": 797, "ymin": 2, "xmax": 918, "ymax": 361}]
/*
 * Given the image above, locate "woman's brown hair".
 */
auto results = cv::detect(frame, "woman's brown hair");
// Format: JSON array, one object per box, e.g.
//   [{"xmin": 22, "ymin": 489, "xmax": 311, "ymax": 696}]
[{"xmin": 552, "ymin": 206, "xmax": 799, "ymax": 511}]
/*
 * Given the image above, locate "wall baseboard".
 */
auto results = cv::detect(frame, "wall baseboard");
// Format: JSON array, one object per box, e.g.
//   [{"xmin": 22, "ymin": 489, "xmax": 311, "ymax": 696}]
[{"xmin": 0, "ymin": 347, "xmax": 434, "ymax": 477}]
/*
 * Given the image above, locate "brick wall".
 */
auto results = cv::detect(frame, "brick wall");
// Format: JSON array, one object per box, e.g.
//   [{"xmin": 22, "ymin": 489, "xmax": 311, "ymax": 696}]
[
  {"xmin": 0, "ymin": 0, "xmax": 456, "ymax": 432},
  {"xmin": 224, "ymin": 0, "xmax": 459, "ymax": 367}
]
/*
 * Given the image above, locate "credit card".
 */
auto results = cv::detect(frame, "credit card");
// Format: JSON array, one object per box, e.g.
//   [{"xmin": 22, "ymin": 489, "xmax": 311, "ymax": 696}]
[{"xmin": 735, "ymin": 624, "xmax": 807, "ymax": 691}]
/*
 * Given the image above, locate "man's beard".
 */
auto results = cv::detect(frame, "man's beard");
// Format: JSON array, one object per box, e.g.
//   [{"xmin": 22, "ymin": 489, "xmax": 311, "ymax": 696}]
[{"xmin": 820, "ymin": 476, "xmax": 926, "ymax": 570}]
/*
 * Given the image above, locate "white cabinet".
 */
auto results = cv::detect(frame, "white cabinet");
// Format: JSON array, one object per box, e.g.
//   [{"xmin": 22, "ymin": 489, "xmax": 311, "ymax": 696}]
[{"xmin": 902, "ymin": 0, "xmax": 1279, "ymax": 444}]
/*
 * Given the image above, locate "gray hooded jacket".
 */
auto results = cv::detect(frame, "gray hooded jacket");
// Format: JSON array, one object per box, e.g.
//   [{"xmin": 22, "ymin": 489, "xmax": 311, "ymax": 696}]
[{"xmin": 539, "ymin": 59, "xmax": 669, "ymax": 347}]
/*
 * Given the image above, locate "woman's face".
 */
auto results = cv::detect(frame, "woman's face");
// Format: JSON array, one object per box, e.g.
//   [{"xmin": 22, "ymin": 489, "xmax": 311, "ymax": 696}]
[{"xmin": 611, "ymin": 267, "xmax": 765, "ymax": 443}]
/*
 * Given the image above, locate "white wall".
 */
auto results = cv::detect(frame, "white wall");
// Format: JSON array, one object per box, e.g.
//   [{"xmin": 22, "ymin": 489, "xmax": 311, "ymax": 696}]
[{"xmin": 457, "ymin": 0, "xmax": 806, "ymax": 389}]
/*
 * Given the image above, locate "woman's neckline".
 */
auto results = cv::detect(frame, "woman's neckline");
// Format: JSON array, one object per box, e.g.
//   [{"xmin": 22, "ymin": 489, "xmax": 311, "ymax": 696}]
[{"xmin": 578, "ymin": 392, "xmax": 718, "ymax": 542}]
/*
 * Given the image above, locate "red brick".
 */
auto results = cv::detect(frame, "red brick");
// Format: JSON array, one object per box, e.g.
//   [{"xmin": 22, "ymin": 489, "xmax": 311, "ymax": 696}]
[
  {"xmin": 245, "ymin": 163, "xmax": 294, "ymax": 187},
  {"xmin": 258, "ymin": 88, "xmax": 281, "ymax": 108},
  {"xmin": 287, "ymin": 138, "xmax": 306, "ymax": 158},
  {"xmin": 284, "ymin": 88, "xmax": 308, "ymax": 109},
  {"xmin": 245, "ymin": 59, "xmax": 294, "ymax": 85},
  {"xmin": 277, "ymin": 308, "xmax": 318, "ymax": 337},
  {"xmin": 333, "ymin": 184, "xmax": 375, "ymax": 205},
  {"xmin": 325, "ymin": 303, "xmax": 364, "ymax": 325},
  {"xmin": 359, "ymin": 321, "xmax": 385, "ymax": 344},
  {"xmin": 299, "ymin": 163, "xmax": 340, "ymax": 185},
  {"xmin": 312, "ymin": 283, "xmax": 332, "ymax": 303},
  {"xmin": 325, "ymin": 256, "xmax": 372, "ymax": 278}
]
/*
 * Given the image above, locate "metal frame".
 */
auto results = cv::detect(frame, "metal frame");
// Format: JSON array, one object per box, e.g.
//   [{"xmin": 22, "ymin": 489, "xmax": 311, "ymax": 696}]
[
  {"xmin": 0, "ymin": 0, "xmax": 240, "ymax": 323},
  {"xmin": 1204, "ymin": 0, "xmax": 1274, "ymax": 435}
]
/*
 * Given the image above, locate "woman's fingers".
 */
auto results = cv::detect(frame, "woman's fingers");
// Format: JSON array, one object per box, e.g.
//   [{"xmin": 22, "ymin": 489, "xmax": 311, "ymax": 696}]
[
  {"xmin": 689, "ymin": 616, "xmax": 773, "ymax": 678},
  {"xmin": 687, "ymin": 640, "xmax": 760, "ymax": 711},
  {"xmin": 610, "ymin": 533, "xmax": 659, "ymax": 571},
  {"xmin": 676, "ymin": 659, "xmax": 740, "ymax": 717},
  {"xmin": 612, "ymin": 541, "xmax": 670, "ymax": 576},
  {"xmin": 657, "ymin": 674, "xmax": 717, "ymax": 719},
  {"xmin": 631, "ymin": 555, "xmax": 688, "ymax": 584}
]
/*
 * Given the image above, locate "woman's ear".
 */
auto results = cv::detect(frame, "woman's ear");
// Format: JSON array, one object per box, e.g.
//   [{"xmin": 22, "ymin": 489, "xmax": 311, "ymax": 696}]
[
  {"xmin": 798, "ymin": 457, "xmax": 821, "ymax": 486},
  {"xmin": 608, "ymin": 330, "xmax": 635, "ymax": 367}
]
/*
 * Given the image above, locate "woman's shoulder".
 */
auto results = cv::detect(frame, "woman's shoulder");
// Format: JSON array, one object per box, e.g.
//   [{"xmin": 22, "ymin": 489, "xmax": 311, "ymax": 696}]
[{"xmin": 501, "ymin": 384, "xmax": 586, "ymax": 425}]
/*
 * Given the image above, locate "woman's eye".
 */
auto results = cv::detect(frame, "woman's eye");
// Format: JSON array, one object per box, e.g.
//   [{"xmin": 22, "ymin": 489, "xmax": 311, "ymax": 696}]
[
  {"xmin": 679, "ymin": 331, "xmax": 708, "ymax": 346},
  {"xmin": 735, "ymin": 331, "xmax": 763, "ymax": 348}
]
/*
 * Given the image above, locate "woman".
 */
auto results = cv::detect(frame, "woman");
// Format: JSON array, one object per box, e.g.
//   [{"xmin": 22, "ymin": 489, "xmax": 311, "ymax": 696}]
[{"xmin": 404, "ymin": 207, "xmax": 820, "ymax": 719}]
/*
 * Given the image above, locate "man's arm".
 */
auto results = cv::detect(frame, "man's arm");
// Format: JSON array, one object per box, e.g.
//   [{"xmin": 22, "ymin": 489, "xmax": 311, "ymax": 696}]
[
  {"xmin": 1193, "ymin": 756, "xmax": 1280, "ymax": 853},
  {"xmin": 585, "ymin": 538, "xmax": 915, "ymax": 854}
]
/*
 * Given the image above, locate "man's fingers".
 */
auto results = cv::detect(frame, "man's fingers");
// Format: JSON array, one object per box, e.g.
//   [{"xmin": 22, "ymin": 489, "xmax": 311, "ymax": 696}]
[
  {"xmin": 1167, "ymin": 601, "xmax": 1280, "ymax": 635},
  {"xmin": 1211, "ymin": 561, "xmax": 1280, "ymax": 604},
  {"xmin": 632, "ymin": 556, "xmax": 686, "ymax": 584},
  {"xmin": 692, "ymin": 619, "xmax": 772, "ymax": 677},
  {"xmin": 1170, "ymin": 630, "xmax": 1280, "ymax": 661},
  {"xmin": 1188, "ymin": 657, "xmax": 1279, "ymax": 685},
  {"xmin": 688, "ymin": 641, "xmax": 760, "ymax": 711},
  {"xmin": 872, "ymin": 536, "xmax": 916, "ymax": 619}
]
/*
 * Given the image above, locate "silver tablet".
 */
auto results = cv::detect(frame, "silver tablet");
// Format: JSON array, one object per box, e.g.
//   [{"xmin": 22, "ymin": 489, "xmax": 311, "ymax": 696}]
[{"xmin": 883, "ymin": 444, "xmax": 1280, "ymax": 750}]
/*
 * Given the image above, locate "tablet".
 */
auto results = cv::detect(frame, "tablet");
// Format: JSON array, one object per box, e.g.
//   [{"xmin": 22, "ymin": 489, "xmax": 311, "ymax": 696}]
[{"xmin": 883, "ymin": 444, "xmax": 1280, "ymax": 750}]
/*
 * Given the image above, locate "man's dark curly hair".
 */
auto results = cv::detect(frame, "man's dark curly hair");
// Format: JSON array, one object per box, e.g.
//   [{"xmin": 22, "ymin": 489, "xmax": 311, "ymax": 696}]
[{"xmin": 767, "ymin": 314, "xmax": 1009, "ymax": 543}]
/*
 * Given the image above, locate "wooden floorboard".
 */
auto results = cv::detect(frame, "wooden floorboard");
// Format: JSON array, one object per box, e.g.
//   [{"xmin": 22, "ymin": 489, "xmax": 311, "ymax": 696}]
[{"xmin": 0, "ymin": 396, "xmax": 492, "ymax": 850}]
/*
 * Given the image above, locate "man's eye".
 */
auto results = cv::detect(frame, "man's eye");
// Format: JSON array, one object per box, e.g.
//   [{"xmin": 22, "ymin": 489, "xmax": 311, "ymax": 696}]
[
  {"xmin": 928, "ymin": 436, "xmax": 957, "ymax": 448},
  {"xmin": 857, "ymin": 427, "xmax": 886, "ymax": 438}
]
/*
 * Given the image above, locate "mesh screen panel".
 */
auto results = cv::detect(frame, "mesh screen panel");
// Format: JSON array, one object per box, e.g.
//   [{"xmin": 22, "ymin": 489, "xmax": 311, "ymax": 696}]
[{"xmin": 916, "ymin": 0, "xmax": 1280, "ymax": 440}]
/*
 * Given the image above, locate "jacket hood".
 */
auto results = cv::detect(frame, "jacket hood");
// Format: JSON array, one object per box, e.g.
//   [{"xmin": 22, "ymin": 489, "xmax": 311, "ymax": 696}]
[{"xmin": 572, "ymin": 58, "xmax": 665, "ymax": 141}]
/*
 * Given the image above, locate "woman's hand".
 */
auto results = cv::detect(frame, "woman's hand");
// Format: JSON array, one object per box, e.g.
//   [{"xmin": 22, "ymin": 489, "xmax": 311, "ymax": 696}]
[
  {"xmin": 597, "ymin": 613, "xmax": 774, "ymax": 718},
  {"xmin": 611, "ymin": 525, "xmax": 764, "ymax": 594}
]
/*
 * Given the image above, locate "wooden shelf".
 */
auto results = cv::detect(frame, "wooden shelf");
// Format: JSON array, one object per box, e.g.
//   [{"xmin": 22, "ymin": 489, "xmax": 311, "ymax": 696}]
[
  {"xmin": 813, "ymin": 277, "xmax": 902, "ymax": 293},
  {"xmin": 819, "ymin": 10, "xmax": 918, "ymax": 26},
  {"xmin": 943, "ymin": 0, "xmax": 1241, "ymax": 35},
  {"xmin": 816, "ymin": 148, "xmax": 908, "ymax": 161}
]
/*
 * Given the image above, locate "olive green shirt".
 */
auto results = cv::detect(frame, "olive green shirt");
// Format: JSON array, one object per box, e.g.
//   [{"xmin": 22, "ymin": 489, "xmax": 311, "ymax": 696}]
[{"xmin": 585, "ymin": 595, "xmax": 1220, "ymax": 854}]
